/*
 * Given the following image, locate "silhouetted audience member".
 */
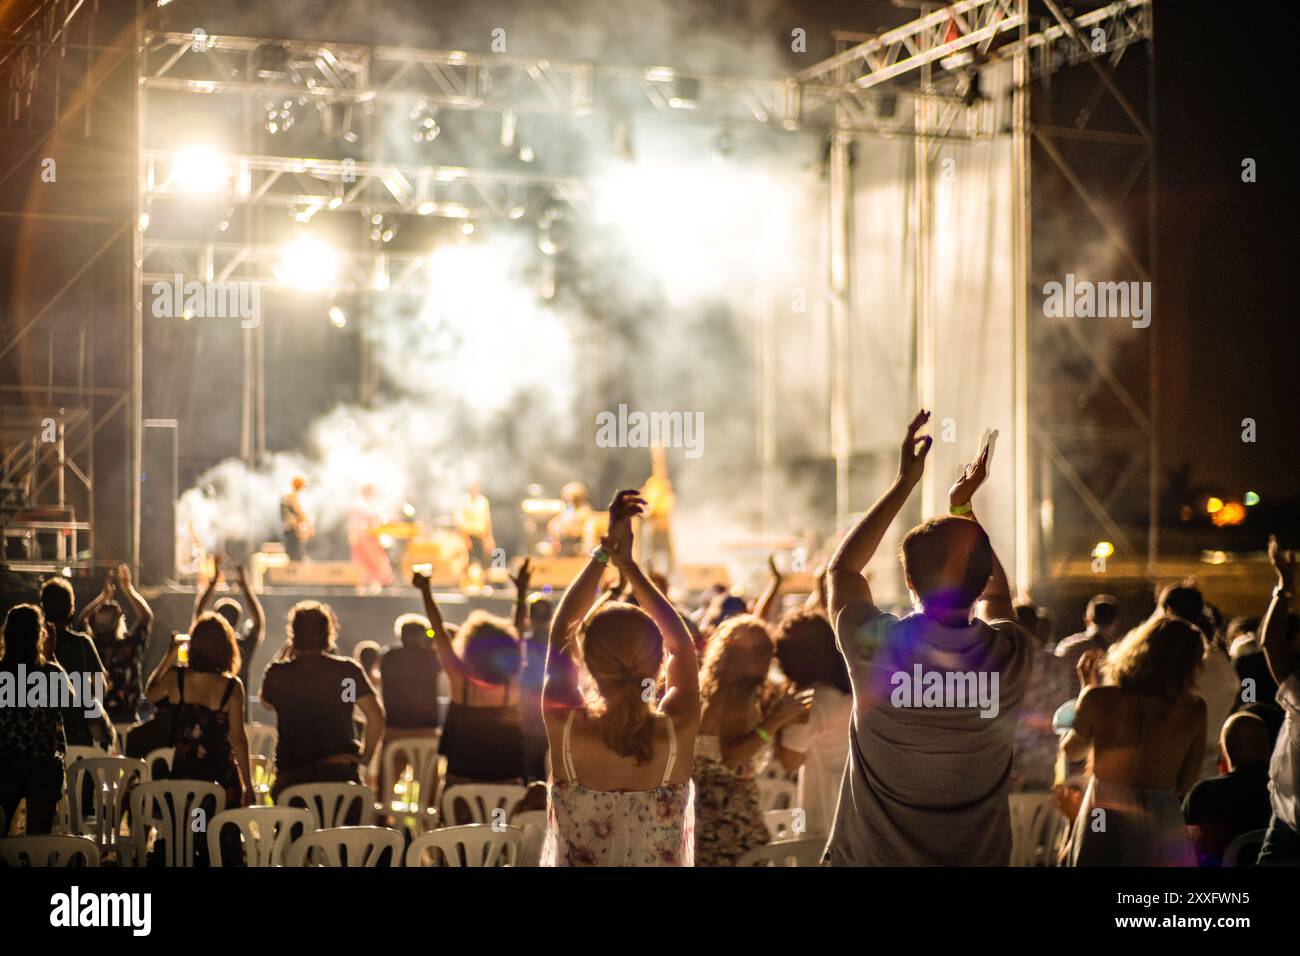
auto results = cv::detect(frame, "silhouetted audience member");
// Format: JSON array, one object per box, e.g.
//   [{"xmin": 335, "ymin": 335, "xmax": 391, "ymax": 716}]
[
  {"xmin": 82, "ymin": 564, "xmax": 154, "ymax": 729},
  {"xmin": 39, "ymin": 576, "xmax": 111, "ymax": 749},
  {"xmin": 825, "ymin": 415, "xmax": 1034, "ymax": 866},
  {"xmin": 1055, "ymin": 594, "xmax": 1120, "ymax": 681},
  {"xmin": 1184, "ymin": 712, "xmax": 1274, "ymax": 866},
  {"xmin": 0, "ymin": 605, "xmax": 77, "ymax": 835},
  {"xmin": 261, "ymin": 602, "xmax": 385, "ymax": 800}
]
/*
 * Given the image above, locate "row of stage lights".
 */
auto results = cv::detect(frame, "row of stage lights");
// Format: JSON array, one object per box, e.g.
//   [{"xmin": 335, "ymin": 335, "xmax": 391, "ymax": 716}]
[{"xmin": 145, "ymin": 146, "xmax": 563, "ymax": 295}]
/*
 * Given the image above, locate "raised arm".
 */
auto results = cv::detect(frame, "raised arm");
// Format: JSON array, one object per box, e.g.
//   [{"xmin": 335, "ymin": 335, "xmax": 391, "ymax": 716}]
[
  {"xmin": 79, "ymin": 568, "xmax": 116, "ymax": 625},
  {"xmin": 802, "ymin": 565, "xmax": 828, "ymax": 612},
  {"xmin": 753, "ymin": 554, "xmax": 782, "ymax": 623},
  {"xmin": 412, "ymin": 571, "xmax": 465, "ymax": 681},
  {"xmin": 193, "ymin": 555, "xmax": 222, "ymax": 623},
  {"xmin": 545, "ymin": 491, "xmax": 643, "ymax": 708},
  {"xmin": 947, "ymin": 429, "xmax": 1014, "ymax": 623},
  {"xmin": 604, "ymin": 524, "xmax": 699, "ymax": 720},
  {"xmin": 827, "ymin": 410, "xmax": 931, "ymax": 624},
  {"xmin": 510, "ymin": 558, "xmax": 533, "ymax": 636},
  {"xmin": 1262, "ymin": 535, "xmax": 1297, "ymax": 684},
  {"xmin": 234, "ymin": 562, "xmax": 264, "ymax": 652},
  {"xmin": 116, "ymin": 563, "xmax": 154, "ymax": 632}
]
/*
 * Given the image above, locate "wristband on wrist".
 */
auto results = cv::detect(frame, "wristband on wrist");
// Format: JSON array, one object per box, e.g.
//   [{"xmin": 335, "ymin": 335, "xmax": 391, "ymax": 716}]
[
  {"xmin": 1274, "ymin": 584, "xmax": 1294, "ymax": 600},
  {"xmin": 753, "ymin": 725, "xmax": 773, "ymax": 744},
  {"xmin": 949, "ymin": 502, "xmax": 972, "ymax": 516},
  {"xmin": 590, "ymin": 547, "xmax": 611, "ymax": 565}
]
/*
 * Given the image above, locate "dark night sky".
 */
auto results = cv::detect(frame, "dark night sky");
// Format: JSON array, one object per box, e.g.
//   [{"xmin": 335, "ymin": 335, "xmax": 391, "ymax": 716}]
[{"xmin": 1153, "ymin": 0, "xmax": 1298, "ymax": 504}]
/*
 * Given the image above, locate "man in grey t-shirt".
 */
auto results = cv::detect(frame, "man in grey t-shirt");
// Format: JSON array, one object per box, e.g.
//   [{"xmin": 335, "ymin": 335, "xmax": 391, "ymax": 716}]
[{"xmin": 825, "ymin": 414, "xmax": 1034, "ymax": 866}]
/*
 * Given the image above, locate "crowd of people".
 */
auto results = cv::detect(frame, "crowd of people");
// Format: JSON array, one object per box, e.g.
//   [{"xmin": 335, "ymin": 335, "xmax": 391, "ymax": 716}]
[{"xmin": 1, "ymin": 411, "xmax": 1297, "ymax": 868}]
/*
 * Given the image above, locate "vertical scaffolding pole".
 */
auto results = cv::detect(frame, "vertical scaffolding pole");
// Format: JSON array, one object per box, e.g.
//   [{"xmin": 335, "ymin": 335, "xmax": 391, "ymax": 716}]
[
  {"xmin": 913, "ymin": 69, "xmax": 935, "ymax": 522},
  {"xmin": 1145, "ymin": 15, "xmax": 1159, "ymax": 576},
  {"xmin": 828, "ymin": 122, "xmax": 853, "ymax": 527},
  {"xmin": 129, "ymin": 0, "xmax": 145, "ymax": 572},
  {"xmin": 1011, "ymin": 0, "xmax": 1033, "ymax": 594}
]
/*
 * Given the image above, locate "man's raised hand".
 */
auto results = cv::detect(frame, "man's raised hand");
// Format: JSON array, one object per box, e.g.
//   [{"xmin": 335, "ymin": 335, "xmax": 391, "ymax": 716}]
[
  {"xmin": 897, "ymin": 409, "xmax": 933, "ymax": 488},
  {"xmin": 948, "ymin": 428, "xmax": 998, "ymax": 510}
]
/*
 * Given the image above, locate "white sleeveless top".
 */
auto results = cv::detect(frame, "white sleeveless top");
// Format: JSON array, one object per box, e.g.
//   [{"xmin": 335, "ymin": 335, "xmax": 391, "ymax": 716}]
[{"xmin": 542, "ymin": 711, "xmax": 695, "ymax": 867}]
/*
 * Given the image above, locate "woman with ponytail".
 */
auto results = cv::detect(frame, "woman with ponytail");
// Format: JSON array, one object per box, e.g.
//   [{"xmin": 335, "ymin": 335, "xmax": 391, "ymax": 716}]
[{"xmin": 541, "ymin": 489, "xmax": 699, "ymax": 866}]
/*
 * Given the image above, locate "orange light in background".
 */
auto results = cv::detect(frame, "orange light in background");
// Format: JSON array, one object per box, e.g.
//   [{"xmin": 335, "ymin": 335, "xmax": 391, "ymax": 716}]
[
  {"xmin": 1179, "ymin": 505, "xmax": 1194, "ymax": 522},
  {"xmin": 1211, "ymin": 501, "xmax": 1246, "ymax": 527},
  {"xmin": 1092, "ymin": 541, "xmax": 1114, "ymax": 559},
  {"xmin": 1206, "ymin": 497, "xmax": 1224, "ymax": 515}
]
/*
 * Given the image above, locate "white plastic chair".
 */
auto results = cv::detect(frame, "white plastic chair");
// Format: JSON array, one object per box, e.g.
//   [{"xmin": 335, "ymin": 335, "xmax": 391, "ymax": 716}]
[
  {"xmin": 763, "ymin": 808, "xmax": 805, "ymax": 842},
  {"xmin": 54, "ymin": 745, "xmax": 108, "ymax": 834},
  {"xmin": 380, "ymin": 736, "xmax": 443, "ymax": 834},
  {"xmin": 1009, "ymin": 791, "xmax": 1065, "ymax": 867},
  {"xmin": 285, "ymin": 826, "xmax": 404, "ymax": 867},
  {"xmin": 756, "ymin": 777, "xmax": 797, "ymax": 813},
  {"xmin": 206, "ymin": 806, "xmax": 313, "ymax": 867},
  {"xmin": 66, "ymin": 756, "xmax": 147, "ymax": 854},
  {"xmin": 736, "ymin": 837, "xmax": 825, "ymax": 867},
  {"xmin": 0, "ymin": 834, "xmax": 100, "ymax": 867},
  {"xmin": 143, "ymin": 747, "xmax": 174, "ymax": 780},
  {"xmin": 276, "ymin": 782, "xmax": 374, "ymax": 829},
  {"xmin": 129, "ymin": 780, "xmax": 225, "ymax": 867},
  {"xmin": 440, "ymin": 783, "xmax": 527, "ymax": 828},
  {"xmin": 1223, "ymin": 828, "xmax": 1268, "ymax": 868},
  {"xmin": 511, "ymin": 809, "xmax": 547, "ymax": 867},
  {"xmin": 406, "ymin": 824, "xmax": 521, "ymax": 867},
  {"xmin": 246, "ymin": 722, "xmax": 278, "ymax": 762}
]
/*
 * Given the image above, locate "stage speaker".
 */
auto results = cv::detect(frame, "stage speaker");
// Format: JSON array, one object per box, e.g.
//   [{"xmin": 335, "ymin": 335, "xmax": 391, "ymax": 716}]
[{"xmin": 140, "ymin": 420, "xmax": 178, "ymax": 586}]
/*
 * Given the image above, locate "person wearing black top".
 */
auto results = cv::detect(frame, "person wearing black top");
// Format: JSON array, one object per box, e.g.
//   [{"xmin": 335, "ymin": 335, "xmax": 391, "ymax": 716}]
[
  {"xmin": 261, "ymin": 601, "xmax": 385, "ymax": 802},
  {"xmin": 39, "ymin": 575, "xmax": 111, "ymax": 749},
  {"xmin": 1184, "ymin": 711, "xmax": 1275, "ymax": 866},
  {"xmin": 413, "ymin": 572, "xmax": 524, "ymax": 783}
]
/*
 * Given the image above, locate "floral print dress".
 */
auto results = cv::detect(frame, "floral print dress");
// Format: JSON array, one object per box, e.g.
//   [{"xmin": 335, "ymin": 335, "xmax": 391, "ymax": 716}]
[
  {"xmin": 542, "ymin": 711, "xmax": 694, "ymax": 866},
  {"xmin": 692, "ymin": 734, "xmax": 770, "ymax": 866}
]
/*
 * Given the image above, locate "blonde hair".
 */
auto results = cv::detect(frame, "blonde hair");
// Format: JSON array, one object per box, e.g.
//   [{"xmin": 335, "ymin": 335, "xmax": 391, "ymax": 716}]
[
  {"xmin": 577, "ymin": 602, "xmax": 664, "ymax": 765},
  {"xmin": 699, "ymin": 614, "xmax": 773, "ymax": 704},
  {"xmin": 1102, "ymin": 614, "xmax": 1205, "ymax": 701}
]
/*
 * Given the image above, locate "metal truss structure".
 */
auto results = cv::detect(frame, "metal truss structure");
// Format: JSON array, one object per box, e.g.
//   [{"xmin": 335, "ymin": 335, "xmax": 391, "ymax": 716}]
[{"xmin": 2, "ymin": 0, "xmax": 1155, "ymax": 586}]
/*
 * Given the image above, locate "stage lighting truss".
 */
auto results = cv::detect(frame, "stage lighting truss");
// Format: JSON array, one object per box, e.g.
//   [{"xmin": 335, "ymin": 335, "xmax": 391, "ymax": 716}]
[
  {"xmin": 141, "ymin": 237, "xmax": 474, "ymax": 297},
  {"xmin": 139, "ymin": 30, "xmax": 989, "ymax": 139},
  {"xmin": 141, "ymin": 148, "xmax": 588, "ymax": 222}
]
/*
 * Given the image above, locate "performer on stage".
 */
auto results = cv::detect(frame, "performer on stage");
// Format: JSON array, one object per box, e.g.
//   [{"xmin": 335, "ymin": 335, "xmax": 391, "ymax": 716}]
[
  {"xmin": 546, "ymin": 481, "xmax": 593, "ymax": 556},
  {"xmin": 456, "ymin": 481, "xmax": 495, "ymax": 588},
  {"xmin": 349, "ymin": 484, "xmax": 394, "ymax": 593},
  {"xmin": 639, "ymin": 445, "xmax": 676, "ymax": 575},
  {"xmin": 280, "ymin": 476, "xmax": 314, "ymax": 562}
]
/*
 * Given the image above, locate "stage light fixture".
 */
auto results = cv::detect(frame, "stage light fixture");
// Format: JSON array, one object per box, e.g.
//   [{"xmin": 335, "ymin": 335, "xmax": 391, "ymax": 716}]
[
  {"xmin": 171, "ymin": 146, "xmax": 230, "ymax": 197},
  {"xmin": 416, "ymin": 201, "xmax": 435, "ymax": 216},
  {"xmin": 328, "ymin": 305, "xmax": 348, "ymax": 328},
  {"xmin": 460, "ymin": 221, "xmax": 475, "ymax": 236},
  {"xmin": 501, "ymin": 110, "xmax": 517, "ymax": 149},
  {"xmin": 1244, "ymin": 491, "xmax": 1260, "ymax": 506},
  {"xmin": 409, "ymin": 100, "xmax": 440, "ymax": 142},
  {"xmin": 276, "ymin": 236, "xmax": 340, "ymax": 291},
  {"xmin": 668, "ymin": 76, "xmax": 700, "ymax": 110},
  {"xmin": 1091, "ymin": 541, "xmax": 1114, "ymax": 560},
  {"xmin": 255, "ymin": 43, "xmax": 290, "ymax": 79},
  {"xmin": 1206, "ymin": 497, "xmax": 1224, "ymax": 515}
]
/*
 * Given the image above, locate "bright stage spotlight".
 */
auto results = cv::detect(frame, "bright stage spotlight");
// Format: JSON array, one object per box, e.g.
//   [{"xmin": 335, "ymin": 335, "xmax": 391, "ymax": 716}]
[
  {"xmin": 275, "ymin": 236, "xmax": 340, "ymax": 291},
  {"xmin": 328, "ymin": 305, "xmax": 348, "ymax": 328},
  {"xmin": 171, "ymin": 146, "xmax": 230, "ymax": 198}
]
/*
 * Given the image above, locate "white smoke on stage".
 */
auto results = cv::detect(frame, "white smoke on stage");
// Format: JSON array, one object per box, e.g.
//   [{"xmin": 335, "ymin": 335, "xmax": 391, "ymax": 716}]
[{"xmin": 174, "ymin": 0, "xmax": 831, "ymax": 581}]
